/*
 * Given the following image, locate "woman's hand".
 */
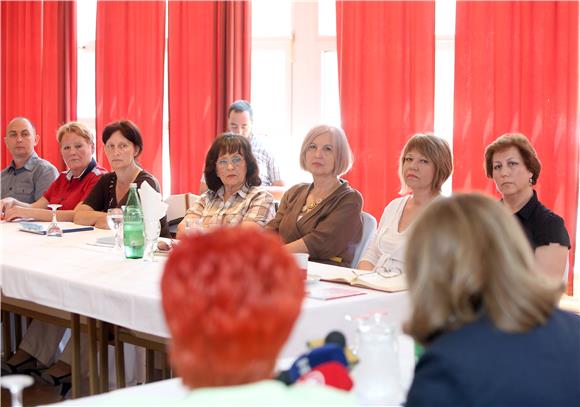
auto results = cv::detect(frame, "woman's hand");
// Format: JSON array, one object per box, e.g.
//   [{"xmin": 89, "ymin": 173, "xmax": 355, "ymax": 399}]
[{"xmin": 4, "ymin": 206, "xmax": 30, "ymax": 221}]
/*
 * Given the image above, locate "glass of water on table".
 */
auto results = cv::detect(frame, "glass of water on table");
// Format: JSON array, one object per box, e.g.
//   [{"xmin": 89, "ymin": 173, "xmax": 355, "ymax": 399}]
[{"xmin": 106, "ymin": 208, "xmax": 124, "ymax": 251}]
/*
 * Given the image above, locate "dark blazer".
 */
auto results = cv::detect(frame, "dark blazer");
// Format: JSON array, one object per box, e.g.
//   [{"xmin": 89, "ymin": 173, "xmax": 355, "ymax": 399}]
[{"xmin": 406, "ymin": 309, "xmax": 580, "ymax": 407}]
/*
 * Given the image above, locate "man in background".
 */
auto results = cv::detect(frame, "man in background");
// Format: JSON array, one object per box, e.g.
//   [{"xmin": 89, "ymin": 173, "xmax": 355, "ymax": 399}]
[
  {"xmin": 200, "ymin": 100, "xmax": 285, "ymax": 199},
  {"xmin": 1, "ymin": 117, "xmax": 58, "ymax": 204}
]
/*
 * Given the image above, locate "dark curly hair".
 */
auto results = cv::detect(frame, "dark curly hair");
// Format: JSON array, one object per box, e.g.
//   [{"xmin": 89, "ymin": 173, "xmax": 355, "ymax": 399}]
[{"xmin": 204, "ymin": 133, "xmax": 261, "ymax": 192}]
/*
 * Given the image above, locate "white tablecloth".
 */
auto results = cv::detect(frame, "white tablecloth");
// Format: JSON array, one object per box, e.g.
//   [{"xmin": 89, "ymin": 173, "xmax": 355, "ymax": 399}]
[{"xmin": 1, "ymin": 222, "xmax": 412, "ymax": 362}]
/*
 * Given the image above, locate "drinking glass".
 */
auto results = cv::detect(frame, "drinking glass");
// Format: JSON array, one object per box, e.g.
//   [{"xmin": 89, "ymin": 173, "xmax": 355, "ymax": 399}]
[
  {"xmin": 143, "ymin": 220, "xmax": 161, "ymax": 262},
  {"xmin": 106, "ymin": 208, "xmax": 124, "ymax": 250},
  {"xmin": 46, "ymin": 204, "xmax": 63, "ymax": 237},
  {"xmin": 0, "ymin": 374, "xmax": 34, "ymax": 407}
]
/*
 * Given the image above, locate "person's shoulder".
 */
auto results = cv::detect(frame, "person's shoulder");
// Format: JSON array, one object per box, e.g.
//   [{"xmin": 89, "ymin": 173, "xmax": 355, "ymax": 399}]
[
  {"xmin": 380, "ymin": 194, "xmax": 410, "ymax": 214},
  {"xmin": 92, "ymin": 165, "xmax": 108, "ymax": 176},
  {"xmin": 286, "ymin": 183, "xmax": 309, "ymax": 195},
  {"xmin": 137, "ymin": 170, "xmax": 160, "ymax": 187},
  {"xmin": 547, "ymin": 309, "xmax": 580, "ymax": 335},
  {"xmin": 36, "ymin": 157, "xmax": 58, "ymax": 172},
  {"xmin": 181, "ymin": 380, "xmax": 355, "ymax": 406}
]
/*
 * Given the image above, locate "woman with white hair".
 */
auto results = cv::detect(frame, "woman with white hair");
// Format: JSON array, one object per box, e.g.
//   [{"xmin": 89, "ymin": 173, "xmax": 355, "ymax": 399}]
[{"xmin": 267, "ymin": 124, "xmax": 362, "ymax": 268}]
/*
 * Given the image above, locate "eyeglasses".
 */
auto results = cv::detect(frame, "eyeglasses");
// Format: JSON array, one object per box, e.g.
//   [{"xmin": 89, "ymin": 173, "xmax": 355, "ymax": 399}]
[
  {"xmin": 216, "ymin": 156, "xmax": 244, "ymax": 168},
  {"xmin": 375, "ymin": 256, "xmax": 403, "ymax": 279}
]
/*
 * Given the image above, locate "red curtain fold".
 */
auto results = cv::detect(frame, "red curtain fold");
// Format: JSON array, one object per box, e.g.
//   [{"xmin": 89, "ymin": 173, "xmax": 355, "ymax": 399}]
[
  {"xmin": 168, "ymin": 0, "xmax": 251, "ymax": 195},
  {"xmin": 453, "ymin": 1, "xmax": 579, "ymax": 292},
  {"xmin": 1, "ymin": 0, "xmax": 76, "ymax": 170},
  {"xmin": 336, "ymin": 1, "xmax": 435, "ymax": 220},
  {"xmin": 96, "ymin": 0, "xmax": 165, "ymax": 186}
]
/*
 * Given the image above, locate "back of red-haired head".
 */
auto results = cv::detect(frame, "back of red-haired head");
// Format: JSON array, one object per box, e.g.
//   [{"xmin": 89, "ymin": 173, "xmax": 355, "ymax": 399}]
[{"xmin": 161, "ymin": 227, "xmax": 305, "ymax": 388}]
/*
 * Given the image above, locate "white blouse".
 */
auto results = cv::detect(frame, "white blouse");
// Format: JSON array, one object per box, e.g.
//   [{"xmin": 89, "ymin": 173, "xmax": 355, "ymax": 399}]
[{"xmin": 359, "ymin": 195, "xmax": 411, "ymax": 269}]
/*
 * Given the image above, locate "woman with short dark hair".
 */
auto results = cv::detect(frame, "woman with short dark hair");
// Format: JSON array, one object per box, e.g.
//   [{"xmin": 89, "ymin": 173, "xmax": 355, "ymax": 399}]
[
  {"xmin": 484, "ymin": 133, "xmax": 570, "ymax": 280},
  {"xmin": 74, "ymin": 119, "xmax": 168, "ymax": 236},
  {"xmin": 177, "ymin": 134, "xmax": 274, "ymax": 237}
]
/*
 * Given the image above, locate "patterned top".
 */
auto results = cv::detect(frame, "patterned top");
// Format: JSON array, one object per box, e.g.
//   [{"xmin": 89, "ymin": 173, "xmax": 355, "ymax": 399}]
[
  {"xmin": 185, "ymin": 184, "xmax": 275, "ymax": 228},
  {"xmin": 248, "ymin": 134, "xmax": 282, "ymax": 186},
  {"xmin": 201, "ymin": 133, "xmax": 282, "ymax": 186}
]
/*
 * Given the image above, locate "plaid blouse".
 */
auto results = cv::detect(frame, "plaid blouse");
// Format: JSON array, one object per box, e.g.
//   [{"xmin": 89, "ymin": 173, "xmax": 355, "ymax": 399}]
[{"xmin": 185, "ymin": 184, "xmax": 275, "ymax": 228}]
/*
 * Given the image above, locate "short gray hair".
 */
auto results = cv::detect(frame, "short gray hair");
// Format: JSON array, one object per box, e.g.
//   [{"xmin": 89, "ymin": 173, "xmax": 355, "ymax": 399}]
[{"xmin": 299, "ymin": 125, "xmax": 354, "ymax": 177}]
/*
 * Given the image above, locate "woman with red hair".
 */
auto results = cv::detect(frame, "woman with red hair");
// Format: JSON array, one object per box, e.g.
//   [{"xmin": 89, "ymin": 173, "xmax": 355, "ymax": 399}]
[{"xmin": 160, "ymin": 227, "xmax": 353, "ymax": 404}]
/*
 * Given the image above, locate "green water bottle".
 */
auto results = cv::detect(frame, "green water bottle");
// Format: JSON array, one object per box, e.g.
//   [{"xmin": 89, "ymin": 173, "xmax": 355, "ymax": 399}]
[{"xmin": 123, "ymin": 183, "xmax": 145, "ymax": 259}]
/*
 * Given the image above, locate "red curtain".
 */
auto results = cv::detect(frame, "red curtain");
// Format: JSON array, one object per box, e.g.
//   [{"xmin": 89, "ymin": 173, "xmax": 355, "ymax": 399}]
[
  {"xmin": 168, "ymin": 0, "xmax": 251, "ymax": 195},
  {"xmin": 96, "ymin": 0, "xmax": 165, "ymax": 185},
  {"xmin": 1, "ymin": 0, "xmax": 76, "ymax": 170},
  {"xmin": 453, "ymin": 1, "xmax": 579, "ymax": 292},
  {"xmin": 336, "ymin": 1, "xmax": 435, "ymax": 220}
]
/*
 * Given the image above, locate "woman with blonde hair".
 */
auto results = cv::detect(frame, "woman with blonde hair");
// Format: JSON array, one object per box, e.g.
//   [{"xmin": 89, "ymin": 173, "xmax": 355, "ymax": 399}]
[
  {"xmin": 484, "ymin": 133, "xmax": 570, "ymax": 279},
  {"xmin": 404, "ymin": 193, "xmax": 579, "ymax": 406},
  {"xmin": 266, "ymin": 125, "xmax": 362, "ymax": 268},
  {"xmin": 357, "ymin": 133, "xmax": 452, "ymax": 274}
]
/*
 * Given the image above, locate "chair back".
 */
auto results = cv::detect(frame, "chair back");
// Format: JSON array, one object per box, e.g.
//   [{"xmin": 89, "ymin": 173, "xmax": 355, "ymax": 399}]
[
  {"xmin": 165, "ymin": 193, "xmax": 200, "ymax": 237},
  {"xmin": 352, "ymin": 212, "xmax": 378, "ymax": 267}
]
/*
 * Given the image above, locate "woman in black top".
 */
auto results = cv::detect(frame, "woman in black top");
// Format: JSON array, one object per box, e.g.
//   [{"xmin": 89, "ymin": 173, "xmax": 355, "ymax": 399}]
[
  {"xmin": 74, "ymin": 120, "xmax": 169, "ymax": 237},
  {"xmin": 484, "ymin": 133, "xmax": 570, "ymax": 280}
]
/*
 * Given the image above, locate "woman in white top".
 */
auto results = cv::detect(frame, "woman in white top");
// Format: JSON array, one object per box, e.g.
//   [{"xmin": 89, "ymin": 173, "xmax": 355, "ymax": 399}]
[{"xmin": 357, "ymin": 133, "xmax": 452, "ymax": 273}]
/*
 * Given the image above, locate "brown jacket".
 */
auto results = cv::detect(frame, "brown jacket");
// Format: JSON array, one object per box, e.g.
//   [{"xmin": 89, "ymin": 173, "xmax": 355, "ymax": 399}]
[{"xmin": 267, "ymin": 180, "xmax": 363, "ymax": 267}]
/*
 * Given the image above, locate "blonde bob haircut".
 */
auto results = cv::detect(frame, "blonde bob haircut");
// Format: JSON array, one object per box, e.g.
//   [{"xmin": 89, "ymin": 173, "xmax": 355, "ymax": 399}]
[
  {"xmin": 404, "ymin": 193, "xmax": 561, "ymax": 346},
  {"xmin": 56, "ymin": 121, "xmax": 95, "ymax": 147},
  {"xmin": 484, "ymin": 133, "xmax": 541, "ymax": 185},
  {"xmin": 398, "ymin": 133, "xmax": 452, "ymax": 194},
  {"xmin": 299, "ymin": 125, "xmax": 354, "ymax": 177}
]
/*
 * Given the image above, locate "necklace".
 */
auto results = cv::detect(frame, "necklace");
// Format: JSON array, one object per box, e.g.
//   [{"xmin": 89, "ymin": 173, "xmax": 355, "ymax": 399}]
[{"xmin": 301, "ymin": 197, "xmax": 323, "ymax": 213}]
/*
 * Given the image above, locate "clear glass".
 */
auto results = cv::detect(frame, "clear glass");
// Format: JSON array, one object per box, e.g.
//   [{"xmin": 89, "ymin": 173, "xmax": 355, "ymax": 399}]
[
  {"xmin": 0, "ymin": 374, "xmax": 34, "ymax": 407},
  {"xmin": 106, "ymin": 208, "xmax": 124, "ymax": 251},
  {"xmin": 348, "ymin": 313, "xmax": 403, "ymax": 405},
  {"xmin": 143, "ymin": 220, "xmax": 161, "ymax": 262},
  {"xmin": 46, "ymin": 204, "xmax": 63, "ymax": 237}
]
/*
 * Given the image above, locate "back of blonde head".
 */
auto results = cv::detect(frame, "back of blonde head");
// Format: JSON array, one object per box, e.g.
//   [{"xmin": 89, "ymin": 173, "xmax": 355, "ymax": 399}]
[{"xmin": 404, "ymin": 193, "xmax": 561, "ymax": 345}]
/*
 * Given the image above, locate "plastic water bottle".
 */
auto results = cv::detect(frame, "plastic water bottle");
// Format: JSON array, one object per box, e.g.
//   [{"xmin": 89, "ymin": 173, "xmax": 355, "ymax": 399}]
[{"xmin": 123, "ymin": 183, "xmax": 145, "ymax": 259}]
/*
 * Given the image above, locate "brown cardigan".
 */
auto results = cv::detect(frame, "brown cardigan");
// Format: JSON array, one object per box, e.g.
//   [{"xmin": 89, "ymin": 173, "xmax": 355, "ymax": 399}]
[{"xmin": 266, "ymin": 180, "xmax": 363, "ymax": 267}]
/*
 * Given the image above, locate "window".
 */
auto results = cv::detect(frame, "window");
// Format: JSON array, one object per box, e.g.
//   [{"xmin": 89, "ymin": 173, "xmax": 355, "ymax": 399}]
[{"xmin": 251, "ymin": 0, "xmax": 339, "ymax": 185}]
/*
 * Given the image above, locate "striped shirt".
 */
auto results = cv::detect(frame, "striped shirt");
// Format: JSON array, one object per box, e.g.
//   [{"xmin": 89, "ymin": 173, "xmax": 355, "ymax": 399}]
[{"xmin": 185, "ymin": 184, "xmax": 275, "ymax": 228}]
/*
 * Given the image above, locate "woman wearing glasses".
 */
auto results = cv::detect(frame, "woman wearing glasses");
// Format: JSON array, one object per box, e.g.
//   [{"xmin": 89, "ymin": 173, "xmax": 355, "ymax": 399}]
[
  {"xmin": 176, "ymin": 134, "xmax": 275, "ymax": 237},
  {"xmin": 74, "ymin": 119, "xmax": 168, "ymax": 236},
  {"xmin": 266, "ymin": 125, "xmax": 362, "ymax": 268},
  {"xmin": 357, "ymin": 133, "xmax": 452, "ymax": 274}
]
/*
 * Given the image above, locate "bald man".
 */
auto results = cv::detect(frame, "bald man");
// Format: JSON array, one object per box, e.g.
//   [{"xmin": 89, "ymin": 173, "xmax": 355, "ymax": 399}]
[{"xmin": 1, "ymin": 117, "xmax": 58, "ymax": 203}]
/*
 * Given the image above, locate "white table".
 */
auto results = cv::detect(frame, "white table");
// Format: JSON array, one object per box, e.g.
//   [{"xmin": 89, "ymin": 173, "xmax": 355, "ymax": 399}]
[{"xmin": 1, "ymin": 222, "xmax": 414, "ymax": 393}]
